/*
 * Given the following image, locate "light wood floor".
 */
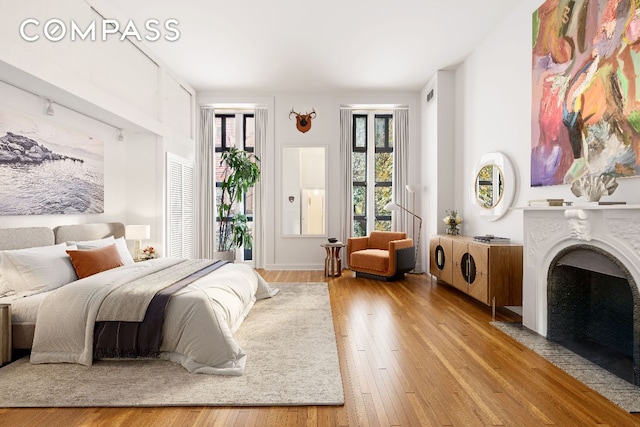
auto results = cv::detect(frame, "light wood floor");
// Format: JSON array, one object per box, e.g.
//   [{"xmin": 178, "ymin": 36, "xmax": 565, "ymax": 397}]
[{"xmin": 2, "ymin": 270, "xmax": 640, "ymax": 426}]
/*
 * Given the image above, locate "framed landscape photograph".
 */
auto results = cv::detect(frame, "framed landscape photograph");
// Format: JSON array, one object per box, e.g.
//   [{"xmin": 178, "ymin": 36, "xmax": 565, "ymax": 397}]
[{"xmin": 0, "ymin": 107, "xmax": 104, "ymax": 215}]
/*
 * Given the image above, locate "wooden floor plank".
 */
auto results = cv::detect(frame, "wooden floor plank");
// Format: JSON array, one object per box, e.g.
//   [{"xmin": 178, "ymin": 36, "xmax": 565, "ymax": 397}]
[{"xmin": 1, "ymin": 270, "xmax": 639, "ymax": 426}]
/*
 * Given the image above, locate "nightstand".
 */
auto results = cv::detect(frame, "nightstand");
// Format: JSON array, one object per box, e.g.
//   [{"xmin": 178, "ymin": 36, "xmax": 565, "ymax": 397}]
[{"xmin": 0, "ymin": 304, "xmax": 11, "ymax": 365}]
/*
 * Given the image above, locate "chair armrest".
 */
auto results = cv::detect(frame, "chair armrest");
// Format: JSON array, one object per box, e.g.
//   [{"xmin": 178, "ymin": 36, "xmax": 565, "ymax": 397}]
[
  {"xmin": 388, "ymin": 238, "xmax": 413, "ymax": 251},
  {"xmin": 347, "ymin": 237, "xmax": 369, "ymax": 257},
  {"xmin": 388, "ymin": 238, "xmax": 414, "ymax": 273}
]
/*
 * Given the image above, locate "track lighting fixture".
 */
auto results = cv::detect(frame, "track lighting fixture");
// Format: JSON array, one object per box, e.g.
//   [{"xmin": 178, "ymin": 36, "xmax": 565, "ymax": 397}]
[
  {"xmin": 1, "ymin": 79, "xmax": 126, "ymax": 132},
  {"xmin": 45, "ymin": 99, "xmax": 54, "ymax": 116}
]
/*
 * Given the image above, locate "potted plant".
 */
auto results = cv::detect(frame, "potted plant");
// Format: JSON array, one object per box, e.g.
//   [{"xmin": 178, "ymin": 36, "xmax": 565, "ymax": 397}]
[{"xmin": 216, "ymin": 146, "xmax": 261, "ymax": 260}]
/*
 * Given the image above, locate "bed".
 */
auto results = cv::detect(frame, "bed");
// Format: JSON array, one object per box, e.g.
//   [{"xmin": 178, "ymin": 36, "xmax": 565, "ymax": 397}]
[{"xmin": 0, "ymin": 222, "xmax": 277, "ymax": 375}]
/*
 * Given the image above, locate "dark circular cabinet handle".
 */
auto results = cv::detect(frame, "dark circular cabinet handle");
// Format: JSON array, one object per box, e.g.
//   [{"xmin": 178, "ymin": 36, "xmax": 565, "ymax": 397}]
[
  {"xmin": 461, "ymin": 253, "xmax": 476, "ymax": 284},
  {"xmin": 435, "ymin": 245, "xmax": 446, "ymax": 270}
]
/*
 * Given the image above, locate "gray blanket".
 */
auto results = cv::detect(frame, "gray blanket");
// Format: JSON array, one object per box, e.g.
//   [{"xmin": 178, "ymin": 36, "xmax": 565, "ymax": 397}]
[
  {"xmin": 96, "ymin": 259, "xmax": 217, "ymax": 322},
  {"xmin": 94, "ymin": 260, "xmax": 229, "ymax": 359}
]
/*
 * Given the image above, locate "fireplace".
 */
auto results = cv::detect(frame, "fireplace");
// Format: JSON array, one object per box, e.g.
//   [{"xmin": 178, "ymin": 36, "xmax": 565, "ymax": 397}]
[
  {"xmin": 522, "ymin": 205, "xmax": 640, "ymax": 385},
  {"xmin": 547, "ymin": 245, "xmax": 639, "ymax": 384}
]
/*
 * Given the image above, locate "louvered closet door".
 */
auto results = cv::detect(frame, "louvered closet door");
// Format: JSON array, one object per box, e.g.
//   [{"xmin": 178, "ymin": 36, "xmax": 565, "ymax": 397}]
[{"xmin": 167, "ymin": 153, "xmax": 195, "ymax": 258}]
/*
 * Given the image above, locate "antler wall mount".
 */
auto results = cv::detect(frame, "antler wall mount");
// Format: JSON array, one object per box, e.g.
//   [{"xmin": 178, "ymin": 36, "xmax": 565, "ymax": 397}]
[{"xmin": 289, "ymin": 108, "xmax": 317, "ymax": 133}]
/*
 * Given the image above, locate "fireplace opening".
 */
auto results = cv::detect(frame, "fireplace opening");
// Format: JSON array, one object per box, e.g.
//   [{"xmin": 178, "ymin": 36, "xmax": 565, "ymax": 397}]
[{"xmin": 547, "ymin": 245, "xmax": 639, "ymax": 385}]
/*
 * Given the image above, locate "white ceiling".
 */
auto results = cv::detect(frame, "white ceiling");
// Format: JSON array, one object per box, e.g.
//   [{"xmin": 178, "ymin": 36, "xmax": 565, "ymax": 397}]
[{"xmin": 105, "ymin": 0, "xmax": 520, "ymax": 92}]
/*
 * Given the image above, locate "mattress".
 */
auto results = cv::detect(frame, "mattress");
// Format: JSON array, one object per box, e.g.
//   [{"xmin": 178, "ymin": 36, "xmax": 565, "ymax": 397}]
[{"xmin": 0, "ymin": 292, "xmax": 49, "ymax": 349}]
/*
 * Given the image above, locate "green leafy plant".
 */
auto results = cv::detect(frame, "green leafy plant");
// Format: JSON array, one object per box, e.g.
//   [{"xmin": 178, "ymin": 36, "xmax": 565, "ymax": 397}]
[{"xmin": 217, "ymin": 147, "xmax": 261, "ymax": 252}]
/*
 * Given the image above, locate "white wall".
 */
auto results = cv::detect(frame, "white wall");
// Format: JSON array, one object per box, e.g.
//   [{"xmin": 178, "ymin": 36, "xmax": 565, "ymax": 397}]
[
  {"xmin": 453, "ymin": 0, "xmax": 539, "ymax": 242},
  {"xmin": 448, "ymin": 0, "xmax": 640, "ymax": 245},
  {"xmin": 420, "ymin": 71, "xmax": 456, "ymax": 271},
  {"xmin": 198, "ymin": 92, "xmax": 420, "ymax": 270},
  {"xmin": 0, "ymin": 80, "xmax": 128, "ymax": 228},
  {"xmin": 0, "ymin": 0, "xmax": 196, "ymax": 256},
  {"xmin": 274, "ymin": 94, "xmax": 338, "ymax": 270},
  {"xmin": 7, "ymin": 0, "xmax": 591, "ymax": 269}
]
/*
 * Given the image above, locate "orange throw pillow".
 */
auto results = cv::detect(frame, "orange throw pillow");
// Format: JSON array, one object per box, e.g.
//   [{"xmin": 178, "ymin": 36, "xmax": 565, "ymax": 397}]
[{"xmin": 66, "ymin": 244, "xmax": 124, "ymax": 279}]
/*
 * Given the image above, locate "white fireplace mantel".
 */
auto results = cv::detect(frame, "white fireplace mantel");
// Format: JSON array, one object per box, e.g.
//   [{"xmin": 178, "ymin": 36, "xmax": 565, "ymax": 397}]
[{"xmin": 517, "ymin": 205, "xmax": 640, "ymax": 336}]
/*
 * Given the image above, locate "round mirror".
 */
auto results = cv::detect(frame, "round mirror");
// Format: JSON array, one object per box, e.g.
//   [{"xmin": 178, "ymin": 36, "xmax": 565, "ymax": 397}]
[
  {"xmin": 470, "ymin": 152, "xmax": 515, "ymax": 221},
  {"xmin": 475, "ymin": 164, "xmax": 504, "ymax": 209}
]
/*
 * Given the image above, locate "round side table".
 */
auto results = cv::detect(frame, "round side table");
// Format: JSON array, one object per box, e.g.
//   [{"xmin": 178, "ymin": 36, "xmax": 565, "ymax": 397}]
[{"xmin": 321, "ymin": 242, "xmax": 345, "ymax": 277}]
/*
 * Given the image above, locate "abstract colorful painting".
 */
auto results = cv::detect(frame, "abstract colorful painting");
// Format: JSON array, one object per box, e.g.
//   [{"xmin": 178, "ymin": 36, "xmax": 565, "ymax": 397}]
[
  {"xmin": 532, "ymin": 0, "xmax": 640, "ymax": 186},
  {"xmin": 0, "ymin": 108, "xmax": 104, "ymax": 215}
]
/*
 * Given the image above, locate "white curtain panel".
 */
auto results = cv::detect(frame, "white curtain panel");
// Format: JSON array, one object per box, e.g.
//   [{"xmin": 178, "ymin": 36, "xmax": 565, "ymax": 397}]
[
  {"xmin": 393, "ymin": 108, "xmax": 410, "ymax": 233},
  {"xmin": 196, "ymin": 107, "xmax": 217, "ymax": 259},
  {"xmin": 254, "ymin": 108, "xmax": 268, "ymax": 269},
  {"xmin": 339, "ymin": 108, "xmax": 353, "ymax": 248}
]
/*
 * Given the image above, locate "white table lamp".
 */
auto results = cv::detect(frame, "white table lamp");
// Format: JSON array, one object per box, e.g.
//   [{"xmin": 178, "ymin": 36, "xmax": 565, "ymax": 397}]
[{"xmin": 125, "ymin": 224, "xmax": 150, "ymax": 261}]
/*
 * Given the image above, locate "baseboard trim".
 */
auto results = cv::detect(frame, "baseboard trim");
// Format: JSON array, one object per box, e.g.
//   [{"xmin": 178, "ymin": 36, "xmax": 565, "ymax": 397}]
[{"xmin": 263, "ymin": 264, "xmax": 325, "ymax": 271}]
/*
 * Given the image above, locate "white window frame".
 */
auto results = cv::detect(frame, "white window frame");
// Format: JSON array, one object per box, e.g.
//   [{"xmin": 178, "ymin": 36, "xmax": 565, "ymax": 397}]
[{"xmin": 352, "ymin": 110, "xmax": 393, "ymax": 236}]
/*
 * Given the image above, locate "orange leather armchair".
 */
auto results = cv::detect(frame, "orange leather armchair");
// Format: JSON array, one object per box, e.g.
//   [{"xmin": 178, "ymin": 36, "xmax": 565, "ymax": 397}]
[{"xmin": 347, "ymin": 231, "xmax": 415, "ymax": 280}]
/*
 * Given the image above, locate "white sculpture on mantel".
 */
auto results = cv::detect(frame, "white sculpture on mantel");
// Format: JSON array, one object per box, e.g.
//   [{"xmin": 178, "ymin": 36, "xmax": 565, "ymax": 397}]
[{"xmin": 570, "ymin": 175, "xmax": 618, "ymax": 202}]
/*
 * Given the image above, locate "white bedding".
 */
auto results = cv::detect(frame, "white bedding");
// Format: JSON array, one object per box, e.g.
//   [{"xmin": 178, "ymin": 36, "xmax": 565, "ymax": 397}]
[
  {"xmin": 29, "ymin": 259, "xmax": 277, "ymax": 375},
  {"xmin": 0, "ymin": 291, "xmax": 47, "ymax": 324}
]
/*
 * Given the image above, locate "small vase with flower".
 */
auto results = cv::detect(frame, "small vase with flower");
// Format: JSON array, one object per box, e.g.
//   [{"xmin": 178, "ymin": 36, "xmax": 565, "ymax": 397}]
[{"xmin": 443, "ymin": 209, "xmax": 462, "ymax": 235}]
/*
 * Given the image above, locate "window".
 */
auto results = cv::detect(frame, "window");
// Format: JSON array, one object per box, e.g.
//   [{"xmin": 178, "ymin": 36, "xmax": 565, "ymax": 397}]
[
  {"xmin": 352, "ymin": 113, "xmax": 393, "ymax": 237},
  {"xmin": 215, "ymin": 113, "xmax": 255, "ymax": 261}
]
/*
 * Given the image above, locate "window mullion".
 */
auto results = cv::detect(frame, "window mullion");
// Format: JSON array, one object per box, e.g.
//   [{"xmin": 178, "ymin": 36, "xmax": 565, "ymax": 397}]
[
  {"xmin": 366, "ymin": 112, "xmax": 376, "ymax": 234},
  {"xmin": 235, "ymin": 113, "xmax": 245, "ymax": 216}
]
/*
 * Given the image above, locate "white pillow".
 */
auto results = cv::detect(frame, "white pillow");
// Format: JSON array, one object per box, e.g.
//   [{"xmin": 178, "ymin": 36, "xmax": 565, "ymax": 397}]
[
  {"xmin": 0, "ymin": 243, "xmax": 78, "ymax": 294},
  {"xmin": 68, "ymin": 236, "xmax": 114, "ymax": 247},
  {"xmin": 0, "ymin": 276, "xmax": 11, "ymax": 296},
  {"xmin": 113, "ymin": 237, "xmax": 135, "ymax": 265},
  {"xmin": 75, "ymin": 236, "xmax": 135, "ymax": 265}
]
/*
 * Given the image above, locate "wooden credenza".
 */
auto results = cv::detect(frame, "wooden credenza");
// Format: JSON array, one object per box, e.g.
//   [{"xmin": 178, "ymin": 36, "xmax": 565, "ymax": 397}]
[{"xmin": 429, "ymin": 235, "xmax": 522, "ymax": 307}]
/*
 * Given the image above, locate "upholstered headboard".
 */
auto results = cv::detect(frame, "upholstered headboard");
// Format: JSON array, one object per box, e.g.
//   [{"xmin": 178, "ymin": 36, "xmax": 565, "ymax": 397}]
[
  {"xmin": 53, "ymin": 222, "xmax": 125, "ymax": 244},
  {"xmin": 0, "ymin": 222, "xmax": 126, "ymax": 251},
  {"xmin": 0, "ymin": 227, "xmax": 55, "ymax": 250}
]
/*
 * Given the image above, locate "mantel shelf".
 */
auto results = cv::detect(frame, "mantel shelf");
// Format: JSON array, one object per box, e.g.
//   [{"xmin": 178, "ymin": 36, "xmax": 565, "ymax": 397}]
[{"xmin": 512, "ymin": 204, "xmax": 640, "ymax": 211}]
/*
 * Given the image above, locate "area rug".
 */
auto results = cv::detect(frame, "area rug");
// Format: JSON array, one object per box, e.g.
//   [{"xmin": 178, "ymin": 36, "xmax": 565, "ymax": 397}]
[
  {"xmin": 492, "ymin": 321, "xmax": 640, "ymax": 413},
  {"xmin": 0, "ymin": 282, "xmax": 345, "ymax": 407}
]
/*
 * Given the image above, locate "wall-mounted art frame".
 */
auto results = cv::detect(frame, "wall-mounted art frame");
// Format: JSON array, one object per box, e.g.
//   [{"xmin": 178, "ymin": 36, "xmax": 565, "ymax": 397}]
[
  {"xmin": 0, "ymin": 107, "xmax": 104, "ymax": 215},
  {"xmin": 532, "ymin": 0, "xmax": 640, "ymax": 187}
]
